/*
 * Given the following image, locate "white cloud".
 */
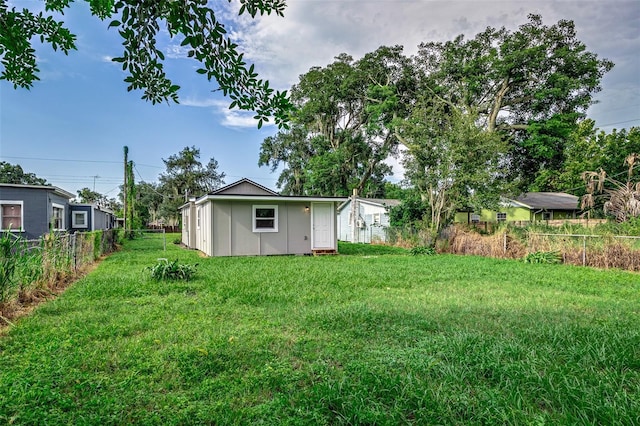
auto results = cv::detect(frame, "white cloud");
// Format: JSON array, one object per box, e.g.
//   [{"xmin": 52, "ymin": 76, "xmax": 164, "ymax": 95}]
[{"xmin": 179, "ymin": 96, "xmax": 276, "ymax": 129}]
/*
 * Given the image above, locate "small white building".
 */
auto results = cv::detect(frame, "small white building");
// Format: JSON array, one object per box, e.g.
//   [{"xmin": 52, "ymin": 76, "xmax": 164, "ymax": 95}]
[
  {"xmin": 180, "ymin": 178, "xmax": 344, "ymax": 256},
  {"xmin": 337, "ymin": 197, "xmax": 400, "ymax": 243}
]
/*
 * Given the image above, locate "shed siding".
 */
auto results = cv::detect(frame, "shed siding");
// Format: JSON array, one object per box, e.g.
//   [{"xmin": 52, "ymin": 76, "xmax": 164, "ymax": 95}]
[
  {"xmin": 230, "ymin": 202, "xmax": 256, "ymax": 255},
  {"xmin": 204, "ymin": 200, "xmax": 315, "ymax": 256},
  {"xmin": 286, "ymin": 203, "xmax": 312, "ymax": 254},
  {"xmin": 213, "ymin": 201, "xmax": 232, "ymax": 257}
]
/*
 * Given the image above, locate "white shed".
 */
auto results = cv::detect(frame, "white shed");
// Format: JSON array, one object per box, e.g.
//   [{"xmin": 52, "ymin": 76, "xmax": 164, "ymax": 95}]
[{"xmin": 180, "ymin": 179, "xmax": 344, "ymax": 256}]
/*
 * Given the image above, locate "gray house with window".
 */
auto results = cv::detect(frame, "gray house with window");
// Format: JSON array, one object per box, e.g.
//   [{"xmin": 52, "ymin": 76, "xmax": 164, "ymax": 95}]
[
  {"xmin": 180, "ymin": 178, "xmax": 344, "ymax": 256},
  {"xmin": 1, "ymin": 183, "xmax": 115, "ymax": 239}
]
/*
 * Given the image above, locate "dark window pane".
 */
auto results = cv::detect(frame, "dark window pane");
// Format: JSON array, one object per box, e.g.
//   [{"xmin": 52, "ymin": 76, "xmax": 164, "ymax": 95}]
[
  {"xmin": 255, "ymin": 219, "xmax": 275, "ymax": 229},
  {"xmin": 255, "ymin": 208, "xmax": 275, "ymax": 218}
]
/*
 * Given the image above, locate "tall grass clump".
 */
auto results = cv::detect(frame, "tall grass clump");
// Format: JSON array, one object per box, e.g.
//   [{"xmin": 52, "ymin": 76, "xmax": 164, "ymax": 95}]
[{"xmin": 0, "ymin": 234, "xmax": 19, "ymax": 304}]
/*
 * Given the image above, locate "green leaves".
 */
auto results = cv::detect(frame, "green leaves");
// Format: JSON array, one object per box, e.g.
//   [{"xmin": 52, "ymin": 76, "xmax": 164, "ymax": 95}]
[
  {"xmin": 1, "ymin": 0, "xmax": 292, "ymax": 128},
  {"xmin": 147, "ymin": 258, "xmax": 198, "ymax": 281}
]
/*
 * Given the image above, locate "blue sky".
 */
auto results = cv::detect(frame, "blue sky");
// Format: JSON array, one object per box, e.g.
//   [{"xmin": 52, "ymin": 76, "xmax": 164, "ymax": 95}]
[{"xmin": 1, "ymin": 0, "xmax": 638, "ymax": 199}]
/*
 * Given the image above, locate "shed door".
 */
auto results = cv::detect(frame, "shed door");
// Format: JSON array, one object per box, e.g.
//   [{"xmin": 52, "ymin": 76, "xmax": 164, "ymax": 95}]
[{"xmin": 312, "ymin": 202, "xmax": 334, "ymax": 249}]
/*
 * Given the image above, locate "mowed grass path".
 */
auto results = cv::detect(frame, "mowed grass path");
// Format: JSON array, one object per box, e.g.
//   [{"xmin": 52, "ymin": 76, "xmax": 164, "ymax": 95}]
[{"xmin": 0, "ymin": 237, "xmax": 638, "ymax": 424}]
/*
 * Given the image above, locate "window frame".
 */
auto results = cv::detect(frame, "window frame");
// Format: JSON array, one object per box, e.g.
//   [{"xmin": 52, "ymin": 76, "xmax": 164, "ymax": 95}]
[
  {"xmin": 72, "ymin": 210, "xmax": 88, "ymax": 228},
  {"xmin": 52, "ymin": 203, "xmax": 65, "ymax": 231},
  {"xmin": 196, "ymin": 206, "xmax": 201, "ymax": 229},
  {"xmin": 372, "ymin": 212, "xmax": 381, "ymax": 225},
  {"xmin": 471, "ymin": 214, "xmax": 480, "ymax": 223},
  {"xmin": 252, "ymin": 205, "xmax": 278, "ymax": 233},
  {"xmin": 496, "ymin": 212, "xmax": 507, "ymax": 222},
  {"xmin": 542, "ymin": 211, "xmax": 552, "ymax": 221},
  {"xmin": 0, "ymin": 200, "xmax": 24, "ymax": 232}
]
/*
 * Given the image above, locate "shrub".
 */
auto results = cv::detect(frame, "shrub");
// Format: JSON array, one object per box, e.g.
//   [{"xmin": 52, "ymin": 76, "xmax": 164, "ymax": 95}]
[
  {"xmin": 522, "ymin": 251, "xmax": 562, "ymax": 264},
  {"xmin": 0, "ymin": 234, "xmax": 20, "ymax": 303},
  {"xmin": 410, "ymin": 245, "xmax": 436, "ymax": 256},
  {"xmin": 147, "ymin": 258, "xmax": 198, "ymax": 281}
]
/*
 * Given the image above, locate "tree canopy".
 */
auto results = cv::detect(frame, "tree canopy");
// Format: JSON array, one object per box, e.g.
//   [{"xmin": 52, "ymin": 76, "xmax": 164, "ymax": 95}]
[
  {"xmin": 413, "ymin": 14, "xmax": 614, "ymax": 191},
  {"xmin": 259, "ymin": 47, "xmax": 415, "ymax": 197},
  {"xmin": 0, "ymin": 161, "xmax": 48, "ymax": 185},
  {"xmin": 0, "ymin": 0, "xmax": 291, "ymax": 127},
  {"xmin": 158, "ymin": 146, "xmax": 225, "ymax": 224}
]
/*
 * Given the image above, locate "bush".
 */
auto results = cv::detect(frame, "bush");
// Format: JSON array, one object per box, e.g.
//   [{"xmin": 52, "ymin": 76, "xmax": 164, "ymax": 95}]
[
  {"xmin": 522, "ymin": 251, "xmax": 561, "ymax": 264},
  {"xmin": 410, "ymin": 246, "xmax": 436, "ymax": 256},
  {"xmin": 147, "ymin": 258, "xmax": 198, "ymax": 281},
  {"xmin": 0, "ymin": 234, "xmax": 19, "ymax": 303}
]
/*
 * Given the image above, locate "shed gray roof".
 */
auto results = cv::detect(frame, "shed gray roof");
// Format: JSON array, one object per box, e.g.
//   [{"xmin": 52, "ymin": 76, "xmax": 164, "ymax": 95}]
[{"xmin": 513, "ymin": 192, "xmax": 579, "ymax": 210}]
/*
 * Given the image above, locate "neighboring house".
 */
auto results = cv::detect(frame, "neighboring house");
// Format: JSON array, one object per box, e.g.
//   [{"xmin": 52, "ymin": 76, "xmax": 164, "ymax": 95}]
[
  {"xmin": 69, "ymin": 203, "xmax": 116, "ymax": 233},
  {"xmin": 0, "ymin": 183, "xmax": 115, "ymax": 239},
  {"xmin": 180, "ymin": 178, "xmax": 344, "ymax": 256},
  {"xmin": 337, "ymin": 197, "xmax": 400, "ymax": 243},
  {"xmin": 454, "ymin": 192, "xmax": 580, "ymax": 225}
]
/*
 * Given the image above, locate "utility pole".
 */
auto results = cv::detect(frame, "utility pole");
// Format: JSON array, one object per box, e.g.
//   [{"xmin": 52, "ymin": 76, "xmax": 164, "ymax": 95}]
[{"xmin": 123, "ymin": 146, "xmax": 128, "ymax": 234}]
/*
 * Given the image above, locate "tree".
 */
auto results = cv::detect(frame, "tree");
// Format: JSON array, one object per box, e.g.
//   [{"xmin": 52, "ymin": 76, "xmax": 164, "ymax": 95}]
[
  {"xmin": 0, "ymin": 162, "xmax": 48, "ymax": 185},
  {"xmin": 77, "ymin": 187, "xmax": 107, "ymax": 204},
  {"xmin": 158, "ymin": 146, "xmax": 225, "ymax": 224},
  {"xmin": 259, "ymin": 47, "xmax": 415, "ymax": 197},
  {"xmin": 134, "ymin": 181, "xmax": 163, "ymax": 226},
  {"xmin": 413, "ymin": 14, "xmax": 614, "ymax": 191},
  {"xmin": 557, "ymin": 122, "xmax": 640, "ymax": 195},
  {"xmin": 398, "ymin": 99, "xmax": 505, "ymax": 237},
  {"xmin": 0, "ymin": 0, "xmax": 291, "ymax": 127}
]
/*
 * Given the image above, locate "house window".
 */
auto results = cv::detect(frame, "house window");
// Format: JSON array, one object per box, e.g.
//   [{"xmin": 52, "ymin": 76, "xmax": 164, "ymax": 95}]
[
  {"xmin": 253, "ymin": 205, "xmax": 278, "ymax": 232},
  {"xmin": 196, "ymin": 207, "xmax": 201, "ymax": 229},
  {"xmin": 52, "ymin": 203, "xmax": 65, "ymax": 230},
  {"xmin": 471, "ymin": 214, "xmax": 480, "ymax": 223},
  {"xmin": 1, "ymin": 201, "xmax": 23, "ymax": 231},
  {"xmin": 373, "ymin": 213, "xmax": 381, "ymax": 225},
  {"xmin": 348, "ymin": 211, "xmax": 352, "ymax": 226},
  {"xmin": 542, "ymin": 212, "xmax": 552, "ymax": 220},
  {"xmin": 72, "ymin": 211, "xmax": 88, "ymax": 228},
  {"xmin": 496, "ymin": 212, "xmax": 507, "ymax": 222}
]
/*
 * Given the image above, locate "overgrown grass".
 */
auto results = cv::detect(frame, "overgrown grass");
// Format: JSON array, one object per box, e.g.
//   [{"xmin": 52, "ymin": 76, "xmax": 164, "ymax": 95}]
[{"xmin": 0, "ymin": 235, "xmax": 638, "ymax": 424}]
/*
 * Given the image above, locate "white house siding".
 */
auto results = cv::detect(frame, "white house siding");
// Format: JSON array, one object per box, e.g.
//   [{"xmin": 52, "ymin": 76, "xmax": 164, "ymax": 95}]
[{"xmin": 338, "ymin": 199, "xmax": 393, "ymax": 243}]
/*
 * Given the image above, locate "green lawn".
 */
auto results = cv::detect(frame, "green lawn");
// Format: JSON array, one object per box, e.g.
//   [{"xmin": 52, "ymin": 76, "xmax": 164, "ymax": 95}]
[{"xmin": 0, "ymin": 236, "xmax": 638, "ymax": 424}]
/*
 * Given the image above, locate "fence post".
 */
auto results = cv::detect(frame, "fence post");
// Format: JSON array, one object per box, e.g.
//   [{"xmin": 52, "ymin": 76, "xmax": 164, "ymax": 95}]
[
  {"xmin": 503, "ymin": 232, "xmax": 507, "ymax": 254},
  {"xmin": 72, "ymin": 233, "xmax": 77, "ymax": 271},
  {"xmin": 582, "ymin": 236, "xmax": 587, "ymax": 266}
]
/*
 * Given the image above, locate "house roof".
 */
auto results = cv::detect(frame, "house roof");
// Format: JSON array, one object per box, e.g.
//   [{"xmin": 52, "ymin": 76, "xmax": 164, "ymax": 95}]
[
  {"xmin": 512, "ymin": 192, "xmax": 579, "ymax": 210},
  {"xmin": 211, "ymin": 178, "xmax": 278, "ymax": 196},
  {"xmin": 338, "ymin": 197, "xmax": 401, "ymax": 211},
  {"xmin": 0, "ymin": 183, "xmax": 75, "ymax": 200},
  {"xmin": 181, "ymin": 178, "xmax": 345, "ymax": 208}
]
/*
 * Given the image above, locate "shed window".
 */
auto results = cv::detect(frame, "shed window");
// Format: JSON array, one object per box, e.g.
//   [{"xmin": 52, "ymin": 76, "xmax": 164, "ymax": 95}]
[
  {"xmin": 542, "ymin": 212, "xmax": 552, "ymax": 220},
  {"xmin": 471, "ymin": 214, "xmax": 480, "ymax": 223},
  {"xmin": 253, "ymin": 205, "xmax": 278, "ymax": 232},
  {"xmin": 72, "ymin": 211, "xmax": 88, "ymax": 228},
  {"xmin": 52, "ymin": 203, "xmax": 65, "ymax": 230},
  {"xmin": 196, "ymin": 207, "xmax": 201, "ymax": 229},
  {"xmin": 496, "ymin": 212, "xmax": 507, "ymax": 222},
  {"xmin": 1, "ymin": 201, "xmax": 23, "ymax": 231}
]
